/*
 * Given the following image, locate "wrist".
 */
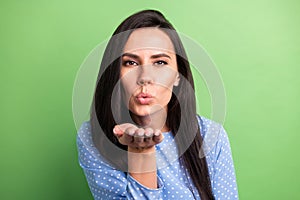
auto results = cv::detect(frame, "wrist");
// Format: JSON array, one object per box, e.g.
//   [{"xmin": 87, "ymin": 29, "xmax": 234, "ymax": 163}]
[
  {"xmin": 127, "ymin": 146, "xmax": 156, "ymax": 174},
  {"xmin": 128, "ymin": 145, "xmax": 156, "ymax": 153}
]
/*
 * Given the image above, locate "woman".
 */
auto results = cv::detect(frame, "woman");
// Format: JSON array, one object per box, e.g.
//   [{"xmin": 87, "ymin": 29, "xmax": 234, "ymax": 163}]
[{"xmin": 77, "ymin": 9, "xmax": 238, "ymax": 199}]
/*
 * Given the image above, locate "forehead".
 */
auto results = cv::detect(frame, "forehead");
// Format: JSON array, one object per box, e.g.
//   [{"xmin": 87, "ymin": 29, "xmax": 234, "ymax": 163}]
[{"xmin": 123, "ymin": 28, "xmax": 175, "ymax": 54}]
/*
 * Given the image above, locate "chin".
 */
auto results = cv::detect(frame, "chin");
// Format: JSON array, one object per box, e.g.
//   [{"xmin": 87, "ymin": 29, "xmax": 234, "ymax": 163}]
[
  {"xmin": 131, "ymin": 109, "xmax": 151, "ymax": 117},
  {"xmin": 131, "ymin": 105, "xmax": 165, "ymax": 117}
]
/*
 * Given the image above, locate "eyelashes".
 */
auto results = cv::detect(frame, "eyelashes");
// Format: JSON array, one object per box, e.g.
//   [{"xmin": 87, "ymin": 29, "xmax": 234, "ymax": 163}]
[
  {"xmin": 123, "ymin": 60, "xmax": 138, "ymax": 66},
  {"xmin": 154, "ymin": 60, "xmax": 168, "ymax": 66},
  {"xmin": 122, "ymin": 60, "xmax": 168, "ymax": 67}
]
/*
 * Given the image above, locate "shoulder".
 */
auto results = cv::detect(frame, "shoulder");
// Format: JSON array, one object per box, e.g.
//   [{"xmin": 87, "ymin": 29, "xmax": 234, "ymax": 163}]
[
  {"xmin": 77, "ymin": 121, "xmax": 92, "ymax": 145},
  {"xmin": 76, "ymin": 121, "xmax": 96, "ymax": 152},
  {"xmin": 76, "ymin": 121, "xmax": 114, "ymax": 169},
  {"xmin": 196, "ymin": 115, "xmax": 230, "ymax": 156},
  {"xmin": 197, "ymin": 115, "xmax": 224, "ymax": 138}
]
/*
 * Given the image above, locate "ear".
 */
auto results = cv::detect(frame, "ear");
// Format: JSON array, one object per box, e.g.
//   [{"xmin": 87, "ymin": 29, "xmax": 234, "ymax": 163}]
[{"xmin": 173, "ymin": 74, "xmax": 180, "ymax": 86}]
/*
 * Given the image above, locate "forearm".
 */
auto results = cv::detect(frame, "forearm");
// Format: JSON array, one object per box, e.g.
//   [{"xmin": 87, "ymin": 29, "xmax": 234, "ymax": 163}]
[{"xmin": 128, "ymin": 146, "xmax": 157, "ymax": 189}]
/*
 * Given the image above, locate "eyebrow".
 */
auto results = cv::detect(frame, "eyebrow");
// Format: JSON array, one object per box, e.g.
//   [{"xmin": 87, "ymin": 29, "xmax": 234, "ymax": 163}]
[{"xmin": 122, "ymin": 52, "xmax": 171, "ymax": 59}]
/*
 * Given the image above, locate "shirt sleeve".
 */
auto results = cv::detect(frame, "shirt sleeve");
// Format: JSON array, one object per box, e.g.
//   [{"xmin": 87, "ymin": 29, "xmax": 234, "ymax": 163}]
[
  {"xmin": 76, "ymin": 123, "xmax": 165, "ymax": 200},
  {"xmin": 211, "ymin": 126, "xmax": 239, "ymax": 200}
]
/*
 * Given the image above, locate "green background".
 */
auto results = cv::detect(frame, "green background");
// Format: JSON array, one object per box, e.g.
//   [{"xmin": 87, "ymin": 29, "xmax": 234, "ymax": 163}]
[{"xmin": 1, "ymin": 0, "xmax": 299, "ymax": 199}]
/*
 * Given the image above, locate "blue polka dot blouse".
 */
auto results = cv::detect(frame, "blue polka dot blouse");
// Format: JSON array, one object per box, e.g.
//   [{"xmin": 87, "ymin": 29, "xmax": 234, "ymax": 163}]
[{"xmin": 77, "ymin": 116, "xmax": 239, "ymax": 199}]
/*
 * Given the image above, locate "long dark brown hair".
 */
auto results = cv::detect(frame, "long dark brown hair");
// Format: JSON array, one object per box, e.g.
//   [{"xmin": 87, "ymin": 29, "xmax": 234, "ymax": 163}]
[{"xmin": 90, "ymin": 9, "xmax": 214, "ymax": 199}]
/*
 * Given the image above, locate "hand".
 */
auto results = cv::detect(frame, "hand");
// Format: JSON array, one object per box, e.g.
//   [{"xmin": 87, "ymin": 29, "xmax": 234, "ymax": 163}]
[{"xmin": 113, "ymin": 123, "xmax": 164, "ymax": 151}]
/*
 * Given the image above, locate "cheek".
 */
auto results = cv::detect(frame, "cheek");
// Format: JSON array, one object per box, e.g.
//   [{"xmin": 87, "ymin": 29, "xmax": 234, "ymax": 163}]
[
  {"xmin": 120, "ymin": 79, "xmax": 134, "ymax": 105},
  {"xmin": 154, "ymin": 67, "xmax": 178, "ymax": 88},
  {"xmin": 120, "ymin": 70, "xmax": 138, "ymax": 95},
  {"xmin": 156, "ymin": 85, "xmax": 173, "ymax": 105},
  {"xmin": 155, "ymin": 75, "xmax": 177, "ymax": 91}
]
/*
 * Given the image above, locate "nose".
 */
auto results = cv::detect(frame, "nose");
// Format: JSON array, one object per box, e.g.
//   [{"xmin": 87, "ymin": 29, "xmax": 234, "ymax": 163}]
[{"xmin": 136, "ymin": 65, "xmax": 154, "ymax": 86}]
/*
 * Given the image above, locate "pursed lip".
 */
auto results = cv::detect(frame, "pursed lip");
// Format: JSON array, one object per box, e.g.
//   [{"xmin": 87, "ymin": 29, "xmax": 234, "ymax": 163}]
[
  {"xmin": 135, "ymin": 93, "xmax": 153, "ymax": 105},
  {"xmin": 136, "ymin": 93, "xmax": 153, "ymax": 98}
]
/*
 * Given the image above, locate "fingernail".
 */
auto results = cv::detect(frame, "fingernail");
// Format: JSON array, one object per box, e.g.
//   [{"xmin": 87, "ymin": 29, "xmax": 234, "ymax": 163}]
[
  {"xmin": 128, "ymin": 129, "xmax": 135, "ymax": 136},
  {"xmin": 145, "ymin": 131, "xmax": 152, "ymax": 137},
  {"xmin": 137, "ymin": 129, "xmax": 144, "ymax": 136},
  {"xmin": 154, "ymin": 130, "xmax": 160, "ymax": 136}
]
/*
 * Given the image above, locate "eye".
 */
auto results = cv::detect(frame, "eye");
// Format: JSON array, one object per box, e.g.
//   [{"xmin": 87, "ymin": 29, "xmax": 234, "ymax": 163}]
[
  {"xmin": 154, "ymin": 60, "xmax": 168, "ymax": 66},
  {"xmin": 123, "ymin": 60, "xmax": 138, "ymax": 66}
]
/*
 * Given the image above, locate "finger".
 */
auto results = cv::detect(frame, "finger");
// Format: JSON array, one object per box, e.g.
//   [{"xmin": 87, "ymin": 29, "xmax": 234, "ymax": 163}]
[
  {"xmin": 119, "ymin": 132, "xmax": 134, "ymax": 145},
  {"xmin": 153, "ymin": 129, "xmax": 164, "ymax": 144},
  {"xmin": 144, "ymin": 128, "xmax": 154, "ymax": 143},
  {"xmin": 118, "ymin": 123, "xmax": 137, "ymax": 133},
  {"xmin": 125, "ymin": 126, "xmax": 138, "ymax": 136},
  {"xmin": 144, "ymin": 136, "xmax": 151, "ymax": 144},
  {"xmin": 154, "ymin": 129, "xmax": 161, "ymax": 136},
  {"xmin": 113, "ymin": 126, "xmax": 123, "ymax": 137},
  {"xmin": 134, "ymin": 128, "xmax": 145, "ymax": 143},
  {"xmin": 144, "ymin": 128, "xmax": 154, "ymax": 137}
]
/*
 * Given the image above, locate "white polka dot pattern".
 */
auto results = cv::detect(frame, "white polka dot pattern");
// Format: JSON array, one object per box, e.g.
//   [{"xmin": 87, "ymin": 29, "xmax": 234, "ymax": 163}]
[{"xmin": 76, "ymin": 116, "xmax": 239, "ymax": 199}]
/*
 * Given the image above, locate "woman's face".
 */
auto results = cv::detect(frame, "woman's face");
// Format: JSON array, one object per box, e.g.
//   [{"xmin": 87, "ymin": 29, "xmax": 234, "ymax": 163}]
[{"xmin": 120, "ymin": 28, "xmax": 179, "ymax": 117}]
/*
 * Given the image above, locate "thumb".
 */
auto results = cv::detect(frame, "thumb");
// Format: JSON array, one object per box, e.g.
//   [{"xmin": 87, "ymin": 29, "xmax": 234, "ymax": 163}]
[{"xmin": 113, "ymin": 125, "xmax": 123, "ymax": 136}]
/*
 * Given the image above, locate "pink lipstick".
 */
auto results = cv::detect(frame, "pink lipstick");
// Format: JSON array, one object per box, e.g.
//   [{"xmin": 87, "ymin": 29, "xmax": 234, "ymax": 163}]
[{"xmin": 136, "ymin": 93, "xmax": 153, "ymax": 105}]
